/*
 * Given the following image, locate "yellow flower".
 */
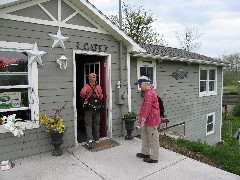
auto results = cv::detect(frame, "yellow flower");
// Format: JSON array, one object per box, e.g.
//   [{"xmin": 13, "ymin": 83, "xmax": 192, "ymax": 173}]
[{"xmin": 39, "ymin": 104, "xmax": 67, "ymax": 133}]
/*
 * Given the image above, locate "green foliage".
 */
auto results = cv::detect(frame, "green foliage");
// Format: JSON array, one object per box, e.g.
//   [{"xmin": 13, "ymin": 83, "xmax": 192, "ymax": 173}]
[
  {"xmin": 122, "ymin": 111, "xmax": 138, "ymax": 120},
  {"xmin": 222, "ymin": 52, "xmax": 240, "ymax": 71},
  {"xmin": 161, "ymin": 114, "xmax": 240, "ymax": 175},
  {"xmin": 232, "ymin": 105, "xmax": 240, "ymax": 117},
  {"xmin": 109, "ymin": 3, "xmax": 167, "ymax": 46},
  {"xmin": 223, "ymin": 71, "xmax": 240, "ymax": 86},
  {"xmin": 174, "ymin": 138, "xmax": 240, "ymax": 175}
]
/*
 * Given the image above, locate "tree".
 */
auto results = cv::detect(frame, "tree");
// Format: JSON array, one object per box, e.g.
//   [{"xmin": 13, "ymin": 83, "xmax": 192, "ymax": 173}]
[
  {"xmin": 109, "ymin": 3, "xmax": 167, "ymax": 46},
  {"xmin": 222, "ymin": 52, "xmax": 240, "ymax": 87},
  {"xmin": 175, "ymin": 25, "xmax": 203, "ymax": 52},
  {"xmin": 222, "ymin": 52, "xmax": 240, "ymax": 71}
]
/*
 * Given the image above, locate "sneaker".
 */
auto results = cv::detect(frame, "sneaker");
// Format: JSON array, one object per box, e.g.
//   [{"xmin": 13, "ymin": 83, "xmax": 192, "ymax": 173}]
[
  {"xmin": 143, "ymin": 157, "xmax": 158, "ymax": 163},
  {"xmin": 92, "ymin": 140, "xmax": 99, "ymax": 144},
  {"xmin": 136, "ymin": 153, "xmax": 150, "ymax": 159},
  {"xmin": 87, "ymin": 140, "xmax": 93, "ymax": 149}
]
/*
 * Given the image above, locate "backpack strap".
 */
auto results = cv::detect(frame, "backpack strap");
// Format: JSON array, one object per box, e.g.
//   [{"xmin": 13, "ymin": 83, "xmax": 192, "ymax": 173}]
[
  {"xmin": 87, "ymin": 83, "xmax": 98, "ymax": 97},
  {"xmin": 88, "ymin": 83, "xmax": 97, "ymax": 92}
]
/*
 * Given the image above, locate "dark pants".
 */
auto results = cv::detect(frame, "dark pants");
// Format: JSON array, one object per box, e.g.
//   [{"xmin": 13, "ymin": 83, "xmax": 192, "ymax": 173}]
[{"xmin": 85, "ymin": 111, "xmax": 100, "ymax": 141}]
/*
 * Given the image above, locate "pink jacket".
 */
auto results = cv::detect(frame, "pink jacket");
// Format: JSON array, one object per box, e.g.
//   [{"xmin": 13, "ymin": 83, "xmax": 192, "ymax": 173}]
[
  {"xmin": 80, "ymin": 82, "xmax": 103, "ymax": 100},
  {"xmin": 138, "ymin": 89, "xmax": 161, "ymax": 126}
]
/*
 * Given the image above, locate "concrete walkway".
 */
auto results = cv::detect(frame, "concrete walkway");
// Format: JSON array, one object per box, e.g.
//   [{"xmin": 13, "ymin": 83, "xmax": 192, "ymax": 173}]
[{"xmin": 0, "ymin": 137, "xmax": 239, "ymax": 180}]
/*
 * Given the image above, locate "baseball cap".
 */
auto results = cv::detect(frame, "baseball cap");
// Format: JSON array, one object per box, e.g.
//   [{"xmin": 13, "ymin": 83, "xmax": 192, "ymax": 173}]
[{"xmin": 134, "ymin": 76, "xmax": 151, "ymax": 85}]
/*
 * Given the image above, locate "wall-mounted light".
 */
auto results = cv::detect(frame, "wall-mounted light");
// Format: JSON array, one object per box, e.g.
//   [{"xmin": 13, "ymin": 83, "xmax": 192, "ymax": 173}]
[
  {"xmin": 157, "ymin": 59, "xmax": 163, "ymax": 63},
  {"xmin": 117, "ymin": 81, "xmax": 121, "ymax": 88},
  {"xmin": 57, "ymin": 55, "xmax": 69, "ymax": 69}
]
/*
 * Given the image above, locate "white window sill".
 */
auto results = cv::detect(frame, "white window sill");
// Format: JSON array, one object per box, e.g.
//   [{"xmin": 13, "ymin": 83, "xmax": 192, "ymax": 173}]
[
  {"xmin": 199, "ymin": 92, "xmax": 217, "ymax": 97},
  {"xmin": 0, "ymin": 121, "xmax": 39, "ymax": 134},
  {"xmin": 206, "ymin": 131, "xmax": 214, "ymax": 136},
  {"xmin": 0, "ymin": 107, "xmax": 29, "ymax": 112}
]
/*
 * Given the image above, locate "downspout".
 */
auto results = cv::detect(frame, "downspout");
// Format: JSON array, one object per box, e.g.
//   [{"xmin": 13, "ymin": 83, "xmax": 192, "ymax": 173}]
[{"xmin": 119, "ymin": 0, "xmax": 124, "ymax": 136}]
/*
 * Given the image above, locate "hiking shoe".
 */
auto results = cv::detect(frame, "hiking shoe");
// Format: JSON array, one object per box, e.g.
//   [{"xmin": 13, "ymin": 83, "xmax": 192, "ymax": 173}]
[
  {"xmin": 87, "ymin": 140, "xmax": 93, "ymax": 149},
  {"xmin": 143, "ymin": 157, "xmax": 158, "ymax": 163},
  {"xmin": 136, "ymin": 153, "xmax": 150, "ymax": 159}
]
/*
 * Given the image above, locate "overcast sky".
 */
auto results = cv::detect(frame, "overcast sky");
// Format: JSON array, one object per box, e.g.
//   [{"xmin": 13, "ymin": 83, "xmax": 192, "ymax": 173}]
[{"xmin": 1, "ymin": 0, "xmax": 240, "ymax": 59}]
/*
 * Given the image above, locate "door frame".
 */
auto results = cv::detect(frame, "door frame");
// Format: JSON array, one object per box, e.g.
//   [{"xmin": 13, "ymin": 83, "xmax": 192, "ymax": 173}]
[{"xmin": 73, "ymin": 50, "xmax": 112, "ymax": 146}]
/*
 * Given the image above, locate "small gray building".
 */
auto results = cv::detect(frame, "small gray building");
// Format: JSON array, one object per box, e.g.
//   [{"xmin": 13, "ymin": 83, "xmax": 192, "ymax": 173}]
[{"xmin": 0, "ymin": 0, "xmax": 226, "ymax": 160}]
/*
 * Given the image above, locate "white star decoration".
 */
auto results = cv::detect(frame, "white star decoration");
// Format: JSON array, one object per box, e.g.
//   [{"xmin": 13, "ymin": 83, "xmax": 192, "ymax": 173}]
[
  {"xmin": 49, "ymin": 28, "xmax": 69, "ymax": 51},
  {"xmin": 25, "ymin": 42, "xmax": 46, "ymax": 66}
]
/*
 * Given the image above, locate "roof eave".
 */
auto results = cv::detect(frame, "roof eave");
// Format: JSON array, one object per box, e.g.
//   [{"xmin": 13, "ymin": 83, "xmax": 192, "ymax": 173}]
[
  {"xmin": 132, "ymin": 53, "xmax": 228, "ymax": 66},
  {"xmin": 71, "ymin": 0, "xmax": 145, "ymax": 53}
]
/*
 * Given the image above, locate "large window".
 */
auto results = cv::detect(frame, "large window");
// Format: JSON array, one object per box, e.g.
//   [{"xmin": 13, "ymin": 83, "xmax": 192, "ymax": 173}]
[
  {"xmin": 199, "ymin": 66, "xmax": 217, "ymax": 97},
  {"xmin": 137, "ymin": 59, "xmax": 156, "ymax": 89},
  {"xmin": 206, "ymin": 112, "xmax": 215, "ymax": 135},
  {"xmin": 0, "ymin": 41, "xmax": 39, "ymax": 125}
]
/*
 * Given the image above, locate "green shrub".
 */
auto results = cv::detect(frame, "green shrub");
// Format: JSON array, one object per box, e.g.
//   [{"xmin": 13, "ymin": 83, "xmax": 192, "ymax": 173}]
[
  {"xmin": 171, "ymin": 138, "xmax": 240, "ymax": 175},
  {"xmin": 232, "ymin": 105, "xmax": 240, "ymax": 117}
]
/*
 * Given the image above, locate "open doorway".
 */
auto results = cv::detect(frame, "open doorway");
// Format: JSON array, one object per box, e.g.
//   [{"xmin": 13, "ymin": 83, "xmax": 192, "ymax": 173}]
[{"xmin": 75, "ymin": 54, "xmax": 107, "ymax": 143}]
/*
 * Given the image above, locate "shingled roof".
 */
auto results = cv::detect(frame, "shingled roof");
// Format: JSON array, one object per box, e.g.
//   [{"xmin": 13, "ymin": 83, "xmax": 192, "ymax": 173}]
[{"xmin": 134, "ymin": 43, "xmax": 227, "ymax": 66}]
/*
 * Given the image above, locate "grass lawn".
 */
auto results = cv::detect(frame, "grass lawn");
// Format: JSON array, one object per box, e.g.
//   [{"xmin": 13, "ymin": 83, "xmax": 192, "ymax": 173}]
[{"xmin": 160, "ymin": 113, "xmax": 240, "ymax": 176}]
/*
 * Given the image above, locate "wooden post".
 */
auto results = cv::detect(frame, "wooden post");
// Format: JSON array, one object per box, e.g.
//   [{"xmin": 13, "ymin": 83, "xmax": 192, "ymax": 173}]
[
  {"xmin": 227, "ymin": 121, "xmax": 232, "ymax": 136},
  {"xmin": 224, "ymin": 105, "xmax": 227, "ymax": 122}
]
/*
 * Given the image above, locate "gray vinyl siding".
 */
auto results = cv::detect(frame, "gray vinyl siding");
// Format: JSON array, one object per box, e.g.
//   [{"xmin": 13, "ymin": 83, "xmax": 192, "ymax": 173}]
[
  {"xmin": 130, "ymin": 58, "xmax": 222, "ymax": 145},
  {"xmin": 10, "ymin": 4, "xmax": 53, "ymax": 21},
  {"xmin": 0, "ymin": 13, "xmax": 127, "ymax": 160}
]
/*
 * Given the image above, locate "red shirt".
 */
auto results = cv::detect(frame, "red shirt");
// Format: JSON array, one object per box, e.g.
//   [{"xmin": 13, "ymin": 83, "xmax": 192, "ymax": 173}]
[
  {"xmin": 80, "ymin": 82, "xmax": 103, "ymax": 100},
  {"xmin": 138, "ymin": 89, "xmax": 161, "ymax": 126}
]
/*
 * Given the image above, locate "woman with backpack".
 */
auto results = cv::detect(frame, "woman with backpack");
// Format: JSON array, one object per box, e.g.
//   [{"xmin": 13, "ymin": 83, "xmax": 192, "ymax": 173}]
[{"xmin": 80, "ymin": 73, "xmax": 103, "ymax": 149}]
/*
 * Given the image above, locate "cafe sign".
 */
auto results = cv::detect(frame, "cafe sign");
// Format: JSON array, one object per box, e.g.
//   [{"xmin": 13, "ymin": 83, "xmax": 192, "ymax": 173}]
[{"xmin": 76, "ymin": 42, "xmax": 108, "ymax": 52}]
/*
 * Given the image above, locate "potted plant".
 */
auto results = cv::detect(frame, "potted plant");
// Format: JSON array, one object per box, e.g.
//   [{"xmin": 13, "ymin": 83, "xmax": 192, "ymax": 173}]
[
  {"xmin": 122, "ymin": 111, "xmax": 138, "ymax": 140},
  {"xmin": 39, "ymin": 103, "xmax": 67, "ymax": 156}
]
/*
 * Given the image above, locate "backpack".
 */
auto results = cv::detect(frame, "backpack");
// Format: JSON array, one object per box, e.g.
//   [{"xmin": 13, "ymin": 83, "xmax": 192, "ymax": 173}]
[
  {"xmin": 83, "ymin": 83, "xmax": 103, "ymax": 111},
  {"xmin": 157, "ymin": 96, "xmax": 165, "ymax": 118}
]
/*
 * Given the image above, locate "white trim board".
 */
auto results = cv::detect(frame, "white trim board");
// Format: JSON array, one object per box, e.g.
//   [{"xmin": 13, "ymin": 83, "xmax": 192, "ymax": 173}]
[{"xmin": 0, "ymin": 0, "xmax": 108, "ymax": 34}]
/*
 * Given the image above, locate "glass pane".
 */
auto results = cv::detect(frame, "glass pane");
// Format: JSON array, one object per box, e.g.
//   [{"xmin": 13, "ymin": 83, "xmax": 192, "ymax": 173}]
[
  {"xmin": 140, "ymin": 67, "xmax": 147, "ymax": 77},
  {"xmin": 85, "ymin": 65, "xmax": 89, "ymax": 75},
  {"xmin": 0, "ymin": 89, "xmax": 28, "ymax": 108},
  {"xmin": 0, "ymin": 109, "xmax": 31, "ymax": 121},
  {"xmin": 207, "ymin": 123, "xmax": 213, "ymax": 132},
  {"xmin": 95, "ymin": 64, "xmax": 99, "ymax": 75},
  {"xmin": 209, "ymin": 70, "xmax": 215, "ymax": 80},
  {"xmin": 209, "ymin": 81, "xmax": 215, "ymax": 91},
  {"xmin": 147, "ymin": 67, "xmax": 153, "ymax": 83},
  {"xmin": 200, "ymin": 70, "xmax": 207, "ymax": 80},
  {"xmin": 0, "ymin": 51, "xmax": 28, "ymax": 72},
  {"xmin": 0, "ymin": 75, "xmax": 28, "ymax": 86},
  {"xmin": 207, "ymin": 115, "xmax": 213, "ymax": 124},
  {"xmin": 200, "ymin": 81, "xmax": 206, "ymax": 92},
  {"xmin": 90, "ymin": 64, "xmax": 94, "ymax": 73}
]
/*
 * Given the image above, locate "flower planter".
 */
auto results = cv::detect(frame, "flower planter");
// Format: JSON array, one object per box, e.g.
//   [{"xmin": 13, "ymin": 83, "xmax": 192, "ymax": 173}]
[
  {"xmin": 50, "ymin": 129, "xmax": 64, "ymax": 156},
  {"xmin": 123, "ymin": 119, "xmax": 136, "ymax": 140}
]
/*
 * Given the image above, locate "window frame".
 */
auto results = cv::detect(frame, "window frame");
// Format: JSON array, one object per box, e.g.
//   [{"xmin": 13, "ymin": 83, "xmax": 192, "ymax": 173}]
[
  {"xmin": 199, "ymin": 65, "xmax": 217, "ymax": 97},
  {"xmin": 206, "ymin": 112, "xmax": 215, "ymax": 136},
  {"xmin": 137, "ymin": 58, "xmax": 156, "ymax": 90},
  {"xmin": 0, "ymin": 41, "xmax": 39, "ymax": 133}
]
